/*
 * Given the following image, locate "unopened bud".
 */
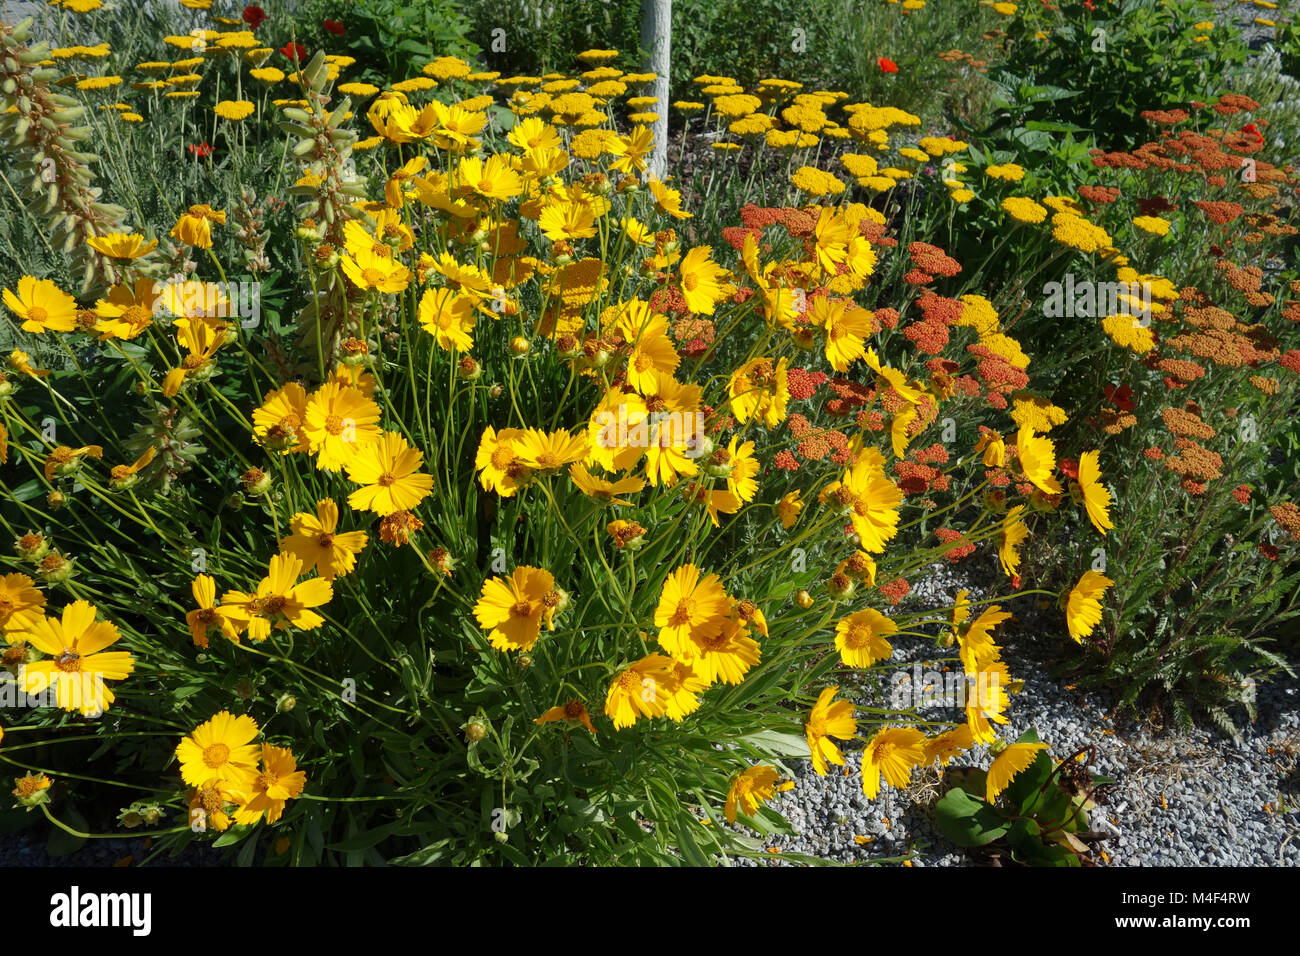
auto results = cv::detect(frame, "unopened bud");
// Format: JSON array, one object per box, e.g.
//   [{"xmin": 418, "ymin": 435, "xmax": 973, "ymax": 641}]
[{"xmin": 465, "ymin": 718, "xmax": 488, "ymax": 743}]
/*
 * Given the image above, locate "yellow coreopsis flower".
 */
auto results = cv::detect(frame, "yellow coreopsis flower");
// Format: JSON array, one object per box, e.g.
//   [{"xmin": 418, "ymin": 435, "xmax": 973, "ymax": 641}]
[
  {"xmin": 108, "ymin": 446, "xmax": 156, "ymax": 489},
  {"xmin": 1016, "ymin": 425, "xmax": 1063, "ymax": 495},
  {"xmin": 0, "ymin": 572, "xmax": 47, "ymax": 641},
  {"xmin": 966, "ymin": 659, "xmax": 1011, "ymax": 743},
  {"xmin": 280, "ymin": 499, "xmax": 368, "ymax": 581},
  {"xmin": 986, "ymin": 741, "xmax": 1049, "ymax": 803},
  {"xmin": 383, "ymin": 156, "xmax": 428, "ymax": 208},
  {"xmin": 86, "ymin": 232, "xmax": 158, "ymax": 260},
  {"xmin": 302, "ymin": 383, "xmax": 382, "ymax": 471},
  {"xmin": 43, "ymin": 444, "xmax": 103, "ymax": 480},
  {"xmin": 864, "ymin": 347, "xmax": 924, "ymax": 405},
  {"xmin": 834, "ymin": 607, "xmax": 896, "ymax": 668},
  {"xmin": 475, "ymin": 425, "xmax": 532, "ymax": 497},
  {"xmin": 841, "ymin": 446, "xmax": 904, "ymax": 553},
  {"xmin": 586, "ymin": 387, "xmax": 646, "ymax": 471},
  {"xmin": 417, "ymin": 287, "xmax": 476, "ymax": 352},
  {"xmin": 958, "ymin": 605, "xmax": 1011, "ymax": 674},
  {"xmin": 976, "ymin": 429, "xmax": 1006, "ymax": 467},
  {"xmin": 473, "ymin": 565, "xmax": 558, "ymax": 651},
  {"xmin": 678, "ymin": 245, "xmax": 726, "ymax": 315},
  {"xmin": 890, "ymin": 404, "xmax": 918, "ymax": 461},
  {"xmin": 341, "ymin": 244, "xmax": 412, "ymax": 293},
  {"xmin": 862, "ymin": 726, "xmax": 928, "ymax": 799},
  {"xmin": 777, "ymin": 490, "xmax": 803, "ymax": 529},
  {"xmin": 806, "ymin": 686, "xmax": 857, "ymax": 775},
  {"xmin": 644, "ymin": 421, "xmax": 701, "ymax": 488},
  {"xmin": 812, "ymin": 297, "xmax": 874, "ymax": 372},
  {"xmin": 185, "ymin": 573, "xmax": 242, "ymax": 648},
  {"xmin": 998, "ymin": 504, "xmax": 1029, "ymax": 577},
  {"xmin": 1065, "ymin": 569, "xmax": 1112, "ymax": 642},
  {"xmin": 252, "ymin": 382, "xmax": 311, "ymax": 454},
  {"xmin": 162, "ymin": 317, "xmax": 226, "ymax": 397},
  {"xmin": 232, "ymin": 744, "xmax": 307, "ymax": 825},
  {"xmin": 661, "ymin": 659, "xmax": 708, "ymax": 721},
  {"xmin": 535, "ymin": 699, "xmax": 597, "ymax": 734},
  {"xmin": 654, "ymin": 563, "xmax": 730, "ymax": 661},
  {"xmin": 169, "ymin": 204, "xmax": 226, "ymax": 249},
  {"xmin": 1077, "ymin": 449, "xmax": 1113, "ymax": 535},
  {"xmin": 569, "ymin": 464, "xmax": 645, "ymax": 505},
  {"xmin": 725, "ymin": 765, "xmax": 779, "ymax": 823},
  {"xmin": 345, "ymin": 431, "xmax": 434, "ymax": 516},
  {"xmin": 728, "ymin": 356, "xmax": 789, "ymax": 428},
  {"xmin": 924, "ymin": 724, "xmax": 975, "ymax": 766},
  {"xmin": 538, "ymin": 199, "xmax": 597, "ymax": 242},
  {"xmin": 2, "ymin": 276, "xmax": 77, "ymax": 333},
  {"xmin": 21, "ymin": 600, "xmax": 134, "ymax": 715},
  {"xmin": 605, "ymin": 124, "xmax": 655, "ymax": 174},
  {"xmin": 92, "ymin": 278, "xmax": 159, "ymax": 341},
  {"xmin": 604, "ymin": 653, "xmax": 682, "ymax": 729},
  {"xmin": 221, "ymin": 552, "xmax": 333, "ymax": 642},
  {"xmin": 9, "ymin": 348, "xmax": 50, "ymax": 377},
  {"xmin": 508, "ymin": 116, "xmax": 563, "ymax": 152},
  {"xmin": 457, "ymin": 153, "xmax": 523, "ymax": 201},
  {"xmin": 175, "ymin": 711, "xmax": 261, "ymax": 791},
  {"xmin": 647, "ymin": 177, "xmax": 692, "ymax": 219},
  {"xmin": 719, "ymin": 437, "xmax": 759, "ymax": 503},
  {"xmin": 510, "ymin": 427, "xmax": 589, "ymax": 473},
  {"xmin": 623, "ymin": 315, "xmax": 680, "ymax": 396},
  {"xmin": 689, "ymin": 615, "xmax": 761, "ymax": 684}
]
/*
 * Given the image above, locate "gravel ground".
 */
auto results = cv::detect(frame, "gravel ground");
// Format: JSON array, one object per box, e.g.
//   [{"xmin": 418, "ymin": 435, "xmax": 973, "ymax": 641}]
[
  {"xmin": 0, "ymin": 830, "xmax": 226, "ymax": 867},
  {"xmin": 1214, "ymin": 0, "xmax": 1282, "ymax": 51}
]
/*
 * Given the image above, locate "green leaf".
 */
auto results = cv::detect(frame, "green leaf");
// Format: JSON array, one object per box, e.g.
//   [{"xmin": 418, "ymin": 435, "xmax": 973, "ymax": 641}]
[
  {"xmin": 736, "ymin": 729, "xmax": 808, "ymax": 758},
  {"xmin": 934, "ymin": 787, "xmax": 1010, "ymax": 847},
  {"xmin": 326, "ymin": 822, "xmax": 398, "ymax": 852},
  {"xmin": 389, "ymin": 839, "xmax": 453, "ymax": 866},
  {"xmin": 45, "ymin": 807, "xmax": 88, "ymax": 857},
  {"xmin": 1006, "ymin": 817, "xmax": 1042, "ymax": 855},
  {"xmin": 212, "ymin": 824, "xmax": 254, "ymax": 848},
  {"xmin": 675, "ymin": 818, "xmax": 712, "ymax": 867},
  {"xmin": 1024, "ymin": 120, "xmax": 1087, "ymax": 133},
  {"xmin": 1002, "ymin": 750, "xmax": 1053, "ymax": 810}
]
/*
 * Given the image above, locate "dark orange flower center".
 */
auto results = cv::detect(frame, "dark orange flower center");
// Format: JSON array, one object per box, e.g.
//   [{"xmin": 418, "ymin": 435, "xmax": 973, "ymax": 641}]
[{"xmin": 668, "ymin": 598, "xmax": 694, "ymax": 626}]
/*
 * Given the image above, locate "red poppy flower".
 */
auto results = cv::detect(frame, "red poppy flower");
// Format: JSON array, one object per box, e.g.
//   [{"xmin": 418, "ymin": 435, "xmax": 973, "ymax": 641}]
[
  {"xmin": 279, "ymin": 41, "xmax": 307, "ymax": 63},
  {"xmin": 877, "ymin": 57, "xmax": 899, "ymax": 73},
  {"xmin": 242, "ymin": 4, "xmax": 267, "ymax": 28},
  {"xmin": 323, "ymin": 18, "xmax": 345, "ymax": 35},
  {"xmin": 188, "ymin": 142, "xmax": 214, "ymax": 158},
  {"xmin": 1103, "ymin": 383, "xmax": 1135, "ymax": 412}
]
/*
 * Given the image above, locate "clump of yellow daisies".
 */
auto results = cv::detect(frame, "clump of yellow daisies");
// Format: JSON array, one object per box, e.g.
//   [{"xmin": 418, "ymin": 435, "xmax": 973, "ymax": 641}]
[{"xmin": 0, "ymin": 34, "xmax": 1128, "ymax": 853}]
